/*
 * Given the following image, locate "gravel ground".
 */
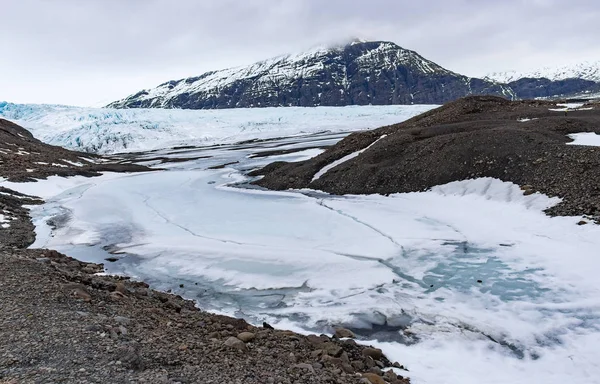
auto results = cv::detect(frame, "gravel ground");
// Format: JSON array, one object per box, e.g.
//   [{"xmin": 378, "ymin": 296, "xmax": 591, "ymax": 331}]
[
  {"xmin": 0, "ymin": 117, "xmax": 409, "ymax": 384},
  {"xmin": 255, "ymin": 96, "xmax": 600, "ymax": 219}
]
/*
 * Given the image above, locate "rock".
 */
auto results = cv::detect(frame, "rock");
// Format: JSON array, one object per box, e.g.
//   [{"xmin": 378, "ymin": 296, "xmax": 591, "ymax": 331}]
[
  {"xmin": 224, "ymin": 336, "xmax": 247, "ymax": 352},
  {"xmin": 110, "ymin": 291, "xmax": 126, "ymax": 301},
  {"xmin": 306, "ymin": 334, "xmax": 325, "ymax": 347},
  {"xmin": 334, "ymin": 327, "xmax": 356, "ymax": 339},
  {"xmin": 577, "ymin": 220, "xmax": 588, "ymax": 225},
  {"xmin": 113, "ymin": 316, "xmax": 131, "ymax": 325},
  {"xmin": 352, "ymin": 360, "xmax": 365, "ymax": 371},
  {"xmin": 362, "ymin": 347, "xmax": 384, "ymax": 360},
  {"xmin": 392, "ymin": 362, "xmax": 407, "ymax": 370},
  {"xmin": 322, "ymin": 342, "xmax": 343, "ymax": 357},
  {"xmin": 523, "ymin": 189, "xmax": 536, "ymax": 196},
  {"xmin": 236, "ymin": 332, "xmax": 255, "ymax": 343},
  {"xmin": 262, "ymin": 321, "xmax": 274, "ymax": 329},
  {"xmin": 321, "ymin": 355, "xmax": 342, "ymax": 367},
  {"xmin": 362, "ymin": 373, "xmax": 386, "ymax": 384},
  {"xmin": 207, "ymin": 331, "xmax": 220, "ymax": 339},
  {"xmin": 384, "ymin": 370, "xmax": 399, "ymax": 381},
  {"xmin": 115, "ymin": 282, "xmax": 127, "ymax": 295},
  {"xmin": 369, "ymin": 366, "xmax": 383, "ymax": 376},
  {"xmin": 292, "ymin": 363, "xmax": 315, "ymax": 374},
  {"xmin": 116, "ymin": 343, "xmax": 142, "ymax": 370},
  {"xmin": 71, "ymin": 288, "xmax": 91, "ymax": 302},
  {"xmin": 342, "ymin": 363, "xmax": 355, "ymax": 374}
]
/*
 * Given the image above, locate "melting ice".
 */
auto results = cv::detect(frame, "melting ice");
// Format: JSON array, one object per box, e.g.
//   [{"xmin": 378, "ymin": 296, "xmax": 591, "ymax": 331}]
[{"xmin": 3, "ymin": 133, "xmax": 600, "ymax": 384}]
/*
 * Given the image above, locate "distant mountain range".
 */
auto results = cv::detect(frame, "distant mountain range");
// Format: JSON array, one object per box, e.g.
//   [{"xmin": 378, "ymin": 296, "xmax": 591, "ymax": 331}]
[{"xmin": 108, "ymin": 40, "xmax": 600, "ymax": 109}]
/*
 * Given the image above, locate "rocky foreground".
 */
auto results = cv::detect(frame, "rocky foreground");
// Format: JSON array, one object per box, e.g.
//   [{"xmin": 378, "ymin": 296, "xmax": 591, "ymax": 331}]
[
  {"xmin": 0, "ymin": 118, "xmax": 408, "ymax": 384},
  {"xmin": 254, "ymin": 96, "xmax": 600, "ymax": 219}
]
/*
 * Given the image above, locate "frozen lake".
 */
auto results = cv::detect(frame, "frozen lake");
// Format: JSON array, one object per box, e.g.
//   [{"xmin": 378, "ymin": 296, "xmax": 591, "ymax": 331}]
[{"xmin": 4, "ymin": 132, "xmax": 600, "ymax": 384}]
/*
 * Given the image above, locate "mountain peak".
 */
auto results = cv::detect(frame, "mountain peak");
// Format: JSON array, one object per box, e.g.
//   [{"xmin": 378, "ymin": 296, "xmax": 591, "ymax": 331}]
[
  {"xmin": 107, "ymin": 40, "xmax": 513, "ymax": 109},
  {"xmin": 486, "ymin": 60, "xmax": 600, "ymax": 83}
]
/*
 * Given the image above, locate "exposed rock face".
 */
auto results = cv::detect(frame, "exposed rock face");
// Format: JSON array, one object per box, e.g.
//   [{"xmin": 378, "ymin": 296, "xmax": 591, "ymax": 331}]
[
  {"xmin": 253, "ymin": 96, "xmax": 600, "ymax": 219},
  {"xmin": 108, "ymin": 40, "xmax": 515, "ymax": 109},
  {"xmin": 508, "ymin": 77, "xmax": 600, "ymax": 99}
]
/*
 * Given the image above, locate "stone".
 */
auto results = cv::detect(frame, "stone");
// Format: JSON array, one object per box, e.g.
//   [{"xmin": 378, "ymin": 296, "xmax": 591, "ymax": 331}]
[
  {"xmin": 322, "ymin": 342, "xmax": 343, "ymax": 357},
  {"xmin": 292, "ymin": 363, "xmax": 315, "ymax": 374},
  {"xmin": 334, "ymin": 327, "xmax": 356, "ymax": 339},
  {"xmin": 369, "ymin": 366, "xmax": 383, "ymax": 375},
  {"xmin": 115, "ymin": 282, "xmax": 127, "ymax": 295},
  {"xmin": 321, "ymin": 355, "xmax": 342, "ymax": 367},
  {"xmin": 72, "ymin": 288, "xmax": 91, "ymax": 302},
  {"xmin": 361, "ymin": 373, "xmax": 386, "ymax": 384},
  {"xmin": 110, "ymin": 291, "xmax": 126, "ymax": 301},
  {"xmin": 577, "ymin": 220, "xmax": 588, "ymax": 225},
  {"xmin": 362, "ymin": 347, "xmax": 384, "ymax": 360},
  {"xmin": 113, "ymin": 316, "xmax": 131, "ymax": 325},
  {"xmin": 342, "ymin": 363, "xmax": 355, "ymax": 374},
  {"xmin": 384, "ymin": 370, "xmax": 399, "ymax": 381},
  {"xmin": 306, "ymin": 334, "xmax": 324, "ymax": 347},
  {"xmin": 224, "ymin": 336, "xmax": 247, "ymax": 352},
  {"xmin": 208, "ymin": 331, "xmax": 220, "ymax": 339},
  {"xmin": 237, "ymin": 332, "xmax": 255, "ymax": 343},
  {"xmin": 116, "ymin": 343, "xmax": 142, "ymax": 370}
]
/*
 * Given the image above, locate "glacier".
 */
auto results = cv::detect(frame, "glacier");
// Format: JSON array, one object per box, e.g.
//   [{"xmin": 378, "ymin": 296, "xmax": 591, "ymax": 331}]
[
  {"xmin": 3, "ymin": 131, "xmax": 600, "ymax": 384},
  {"xmin": 0, "ymin": 101, "xmax": 436, "ymax": 154}
]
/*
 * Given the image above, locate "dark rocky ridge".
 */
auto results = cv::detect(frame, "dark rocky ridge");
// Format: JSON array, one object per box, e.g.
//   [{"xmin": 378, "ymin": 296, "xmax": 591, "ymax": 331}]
[
  {"xmin": 508, "ymin": 77, "xmax": 600, "ymax": 99},
  {"xmin": 254, "ymin": 96, "xmax": 600, "ymax": 219}
]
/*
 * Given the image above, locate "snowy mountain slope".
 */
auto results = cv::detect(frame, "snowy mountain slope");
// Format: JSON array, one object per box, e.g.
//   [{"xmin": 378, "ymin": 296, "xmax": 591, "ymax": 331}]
[
  {"xmin": 486, "ymin": 60, "xmax": 600, "ymax": 83},
  {"xmin": 108, "ymin": 40, "xmax": 515, "ymax": 109},
  {"xmin": 0, "ymin": 101, "xmax": 436, "ymax": 154}
]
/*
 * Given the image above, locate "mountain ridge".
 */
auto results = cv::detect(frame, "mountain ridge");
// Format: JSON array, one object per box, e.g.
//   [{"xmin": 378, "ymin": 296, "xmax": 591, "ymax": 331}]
[
  {"xmin": 108, "ymin": 40, "xmax": 515, "ymax": 109},
  {"xmin": 108, "ymin": 40, "xmax": 600, "ymax": 110}
]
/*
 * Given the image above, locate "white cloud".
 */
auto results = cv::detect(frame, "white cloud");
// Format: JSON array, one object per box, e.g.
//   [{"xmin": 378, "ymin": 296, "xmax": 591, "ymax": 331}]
[{"xmin": 1, "ymin": 0, "xmax": 598, "ymax": 106}]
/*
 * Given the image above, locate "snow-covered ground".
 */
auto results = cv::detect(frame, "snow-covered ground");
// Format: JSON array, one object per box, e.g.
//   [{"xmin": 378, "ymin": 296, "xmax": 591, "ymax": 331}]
[
  {"xmin": 486, "ymin": 60, "xmax": 600, "ymax": 83},
  {"xmin": 0, "ymin": 101, "xmax": 435, "ymax": 154},
  {"xmin": 3, "ymin": 133, "xmax": 600, "ymax": 384}
]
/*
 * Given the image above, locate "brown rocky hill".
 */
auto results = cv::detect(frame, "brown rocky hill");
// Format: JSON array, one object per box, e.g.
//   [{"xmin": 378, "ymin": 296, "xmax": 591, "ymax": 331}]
[
  {"xmin": 0, "ymin": 118, "xmax": 148, "ymax": 182},
  {"xmin": 253, "ymin": 96, "xmax": 600, "ymax": 218}
]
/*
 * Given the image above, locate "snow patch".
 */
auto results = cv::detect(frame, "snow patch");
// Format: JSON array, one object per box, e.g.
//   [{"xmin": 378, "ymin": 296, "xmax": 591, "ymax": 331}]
[
  {"xmin": 567, "ymin": 132, "xmax": 600, "ymax": 146},
  {"xmin": 312, "ymin": 135, "xmax": 387, "ymax": 181}
]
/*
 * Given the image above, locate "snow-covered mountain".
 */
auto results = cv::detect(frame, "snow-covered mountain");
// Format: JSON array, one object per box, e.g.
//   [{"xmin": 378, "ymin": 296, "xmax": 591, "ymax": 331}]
[
  {"xmin": 0, "ymin": 101, "xmax": 435, "ymax": 154},
  {"xmin": 486, "ymin": 61, "xmax": 600, "ymax": 83},
  {"xmin": 108, "ymin": 40, "xmax": 515, "ymax": 109}
]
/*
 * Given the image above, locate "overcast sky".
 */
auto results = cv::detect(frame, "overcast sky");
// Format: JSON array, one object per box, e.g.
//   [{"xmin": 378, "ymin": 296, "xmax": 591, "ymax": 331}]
[{"xmin": 2, "ymin": 0, "xmax": 599, "ymax": 106}]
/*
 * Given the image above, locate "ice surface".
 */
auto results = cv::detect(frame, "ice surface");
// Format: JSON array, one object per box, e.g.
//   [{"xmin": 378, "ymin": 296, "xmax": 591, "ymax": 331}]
[
  {"xmin": 4, "ymin": 136, "xmax": 600, "ymax": 384},
  {"xmin": 0, "ymin": 101, "xmax": 435, "ymax": 154},
  {"xmin": 1, "ymin": 131, "xmax": 600, "ymax": 384},
  {"xmin": 567, "ymin": 132, "xmax": 600, "ymax": 146}
]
